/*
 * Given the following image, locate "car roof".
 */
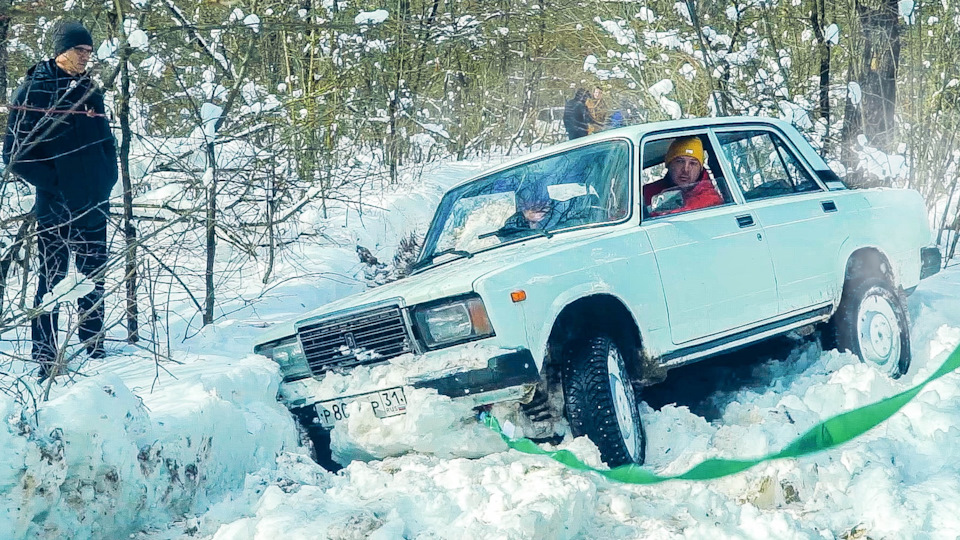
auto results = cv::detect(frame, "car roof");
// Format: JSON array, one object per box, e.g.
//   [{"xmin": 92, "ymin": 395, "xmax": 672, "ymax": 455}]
[{"xmin": 446, "ymin": 116, "xmax": 796, "ymax": 192}]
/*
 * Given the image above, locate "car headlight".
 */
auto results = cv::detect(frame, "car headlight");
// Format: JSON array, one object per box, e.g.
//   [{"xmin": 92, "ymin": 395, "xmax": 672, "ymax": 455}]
[
  {"xmin": 413, "ymin": 295, "xmax": 495, "ymax": 349},
  {"xmin": 255, "ymin": 337, "xmax": 312, "ymax": 381}
]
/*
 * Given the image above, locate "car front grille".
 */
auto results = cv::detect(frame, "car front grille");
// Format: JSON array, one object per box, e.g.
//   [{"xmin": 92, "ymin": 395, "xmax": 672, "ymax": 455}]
[{"xmin": 297, "ymin": 305, "xmax": 412, "ymax": 374}]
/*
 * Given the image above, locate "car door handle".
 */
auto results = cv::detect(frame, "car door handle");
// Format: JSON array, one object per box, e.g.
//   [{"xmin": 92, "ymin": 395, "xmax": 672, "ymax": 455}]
[
  {"xmin": 821, "ymin": 200, "xmax": 837, "ymax": 213},
  {"xmin": 736, "ymin": 214, "xmax": 755, "ymax": 228}
]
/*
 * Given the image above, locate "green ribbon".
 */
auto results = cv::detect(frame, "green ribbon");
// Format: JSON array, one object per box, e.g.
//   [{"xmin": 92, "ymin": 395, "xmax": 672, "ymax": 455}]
[{"xmin": 483, "ymin": 343, "xmax": 960, "ymax": 484}]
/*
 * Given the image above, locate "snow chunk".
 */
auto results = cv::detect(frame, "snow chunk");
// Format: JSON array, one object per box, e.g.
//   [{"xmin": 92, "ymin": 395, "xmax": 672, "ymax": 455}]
[
  {"xmin": 40, "ymin": 264, "xmax": 95, "ymax": 309},
  {"xmin": 200, "ymin": 102, "xmax": 224, "ymax": 138},
  {"xmin": 636, "ymin": 7, "xmax": 655, "ymax": 23},
  {"xmin": 674, "ymin": 1, "xmax": 692, "ymax": 25},
  {"xmin": 648, "ymin": 79, "xmax": 674, "ymax": 99},
  {"xmin": 583, "ymin": 54, "xmax": 598, "ymax": 72},
  {"xmin": 598, "ymin": 19, "xmax": 637, "ymax": 46},
  {"xmin": 330, "ymin": 387, "xmax": 506, "ymax": 463},
  {"xmin": 244, "ymin": 14, "xmax": 261, "ymax": 32},
  {"xmin": 848, "ymin": 81, "xmax": 862, "ymax": 105},
  {"xmin": 778, "ymin": 101, "xmax": 813, "ymax": 130},
  {"xmin": 825, "ymin": 24, "xmax": 840, "ymax": 45},
  {"xmin": 128, "ymin": 29, "xmax": 148, "ymax": 51},
  {"xmin": 355, "ymin": 9, "xmax": 389, "ymax": 25},
  {"xmin": 96, "ymin": 38, "xmax": 117, "ymax": 60},
  {"xmin": 420, "ymin": 123, "xmax": 449, "ymax": 139},
  {"xmin": 139, "ymin": 56, "xmax": 165, "ymax": 77},
  {"xmin": 900, "ymin": 0, "xmax": 916, "ymax": 23}
]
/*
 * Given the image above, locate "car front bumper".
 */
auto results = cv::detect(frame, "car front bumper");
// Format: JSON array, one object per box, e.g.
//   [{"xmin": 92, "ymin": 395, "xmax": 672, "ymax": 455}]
[{"xmin": 284, "ymin": 349, "xmax": 540, "ymax": 432}]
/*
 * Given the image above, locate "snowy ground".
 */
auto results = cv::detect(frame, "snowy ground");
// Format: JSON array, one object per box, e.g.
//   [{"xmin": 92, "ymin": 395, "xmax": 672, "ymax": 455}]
[{"xmin": 1, "ymin": 155, "xmax": 959, "ymax": 539}]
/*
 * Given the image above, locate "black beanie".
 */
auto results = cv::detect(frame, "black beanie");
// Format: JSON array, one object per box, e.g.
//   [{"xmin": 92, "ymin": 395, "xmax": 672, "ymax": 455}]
[{"xmin": 53, "ymin": 21, "xmax": 93, "ymax": 57}]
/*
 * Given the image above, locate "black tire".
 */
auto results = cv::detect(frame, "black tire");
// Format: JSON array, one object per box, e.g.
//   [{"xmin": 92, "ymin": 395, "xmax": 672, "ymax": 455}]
[
  {"xmin": 291, "ymin": 407, "xmax": 343, "ymax": 472},
  {"xmin": 828, "ymin": 276, "xmax": 911, "ymax": 378},
  {"xmin": 563, "ymin": 334, "xmax": 645, "ymax": 466}
]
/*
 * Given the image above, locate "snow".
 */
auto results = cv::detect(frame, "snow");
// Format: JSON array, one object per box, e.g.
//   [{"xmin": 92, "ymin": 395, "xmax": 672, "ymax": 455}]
[
  {"xmin": 39, "ymin": 264, "xmax": 95, "ymax": 309},
  {"xmin": 200, "ymin": 103, "xmax": 224, "ymax": 138},
  {"xmin": 848, "ymin": 81, "xmax": 863, "ymax": 105},
  {"xmin": 649, "ymin": 79, "xmax": 683, "ymax": 120},
  {"xmin": 128, "ymin": 30, "xmax": 149, "ymax": 51},
  {"xmin": 582, "ymin": 54, "xmax": 598, "ymax": 72},
  {"xmin": 243, "ymin": 15, "xmax": 261, "ymax": 33},
  {"xmin": 2, "ymin": 151, "xmax": 960, "ymax": 538},
  {"xmin": 96, "ymin": 38, "xmax": 118, "ymax": 60},
  {"xmin": 900, "ymin": 0, "xmax": 916, "ymax": 24},
  {"xmin": 355, "ymin": 10, "xmax": 388, "ymax": 25},
  {"xmin": 825, "ymin": 24, "xmax": 840, "ymax": 45}
]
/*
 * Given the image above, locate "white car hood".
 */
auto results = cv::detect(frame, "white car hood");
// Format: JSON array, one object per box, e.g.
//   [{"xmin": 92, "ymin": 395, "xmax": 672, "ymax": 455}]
[{"xmin": 253, "ymin": 227, "xmax": 614, "ymax": 346}]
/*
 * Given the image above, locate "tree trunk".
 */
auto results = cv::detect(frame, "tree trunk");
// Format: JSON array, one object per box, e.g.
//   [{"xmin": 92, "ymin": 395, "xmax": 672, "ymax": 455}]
[
  {"xmin": 858, "ymin": 0, "xmax": 901, "ymax": 151},
  {"xmin": 811, "ymin": 0, "xmax": 831, "ymax": 154},
  {"xmin": 204, "ymin": 142, "xmax": 217, "ymax": 325},
  {"xmin": 119, "ymin": 42, "xmax": 139, "ymax": 342}
]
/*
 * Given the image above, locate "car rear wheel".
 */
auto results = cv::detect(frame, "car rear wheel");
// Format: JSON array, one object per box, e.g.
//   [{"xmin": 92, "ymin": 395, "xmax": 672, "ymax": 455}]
[
  {"xmin": 563, "ymin": 334, "xmax": 645, "ymax": 466},
  {"xmin": 829, "ymin": 277, "xmax": 911, "ymax": 378}
]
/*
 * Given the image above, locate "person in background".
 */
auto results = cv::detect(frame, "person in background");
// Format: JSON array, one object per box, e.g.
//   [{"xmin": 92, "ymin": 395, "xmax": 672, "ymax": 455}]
[
  {"xmin": 562, "ymin": 88, "xmax": 600, "ymax": 140},
  {"xmin": 585, "ymin": 87, "xmax": 606, "ymax": 135},
  {"xmin": 607, "ymin": 109, "xmax": 625, "ymax": 129},
  {"xmin": 644, "ymin": 137, "xmax": 723, "ymax": 217},
  {"xmin": 3, "ymin": 21, "xmax": 118, "ymax": 379}
]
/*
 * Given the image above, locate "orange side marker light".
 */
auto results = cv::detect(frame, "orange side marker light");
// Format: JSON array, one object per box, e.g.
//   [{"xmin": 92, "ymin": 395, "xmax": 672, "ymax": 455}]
[{"xmin": 510, "ymin": 290, "xmax": 527, "ymax": 303}]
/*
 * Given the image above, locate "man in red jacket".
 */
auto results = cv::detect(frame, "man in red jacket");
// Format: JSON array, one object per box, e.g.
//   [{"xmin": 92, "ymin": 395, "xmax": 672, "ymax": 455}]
[{"xmin": 644, "ymin": 136, "xmax": 724, "ymax": 217}]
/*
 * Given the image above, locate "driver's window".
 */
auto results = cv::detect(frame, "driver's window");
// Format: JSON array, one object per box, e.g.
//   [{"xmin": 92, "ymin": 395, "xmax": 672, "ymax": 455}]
[{"xmin": 641, "ymin": 134, "xmax": 731, "ymax": 218}]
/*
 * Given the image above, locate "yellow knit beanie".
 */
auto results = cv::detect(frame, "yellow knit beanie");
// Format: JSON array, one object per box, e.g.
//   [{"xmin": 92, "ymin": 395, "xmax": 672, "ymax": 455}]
[{"xmin": 665, "ymin": 137, "xmax": 704, "ymax": 166}]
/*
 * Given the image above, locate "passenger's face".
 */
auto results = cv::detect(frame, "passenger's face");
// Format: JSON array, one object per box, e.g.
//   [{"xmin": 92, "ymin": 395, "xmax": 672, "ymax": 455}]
[{"xmin": 667, "ymin": 156, "xmax": 703, "ymax": 190}]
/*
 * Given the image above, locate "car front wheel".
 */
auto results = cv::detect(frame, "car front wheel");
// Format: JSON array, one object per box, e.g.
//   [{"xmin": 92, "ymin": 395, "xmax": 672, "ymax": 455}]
[
  {"xmin": 829, "ymin": 277, "xmax": 911, "ymax": 378},
  {"xmin": 563, "ymin": 334, "xmax": 645, "ymax": 466}
]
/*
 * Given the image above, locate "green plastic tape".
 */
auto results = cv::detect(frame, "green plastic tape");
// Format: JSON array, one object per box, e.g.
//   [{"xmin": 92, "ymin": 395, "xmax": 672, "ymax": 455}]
[{"xmin": 483, "ymin": 343, "xmax": 960, "ymax": 484}]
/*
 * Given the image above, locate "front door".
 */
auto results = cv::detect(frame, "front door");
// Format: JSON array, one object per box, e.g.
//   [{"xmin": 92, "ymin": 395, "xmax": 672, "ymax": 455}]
[
  {"xmin": 645, "ymin": 207, "xmax": 780, "ymax": 344},
  {"xmin": 641, "ymin": 131, "xmax": 779, "ymax": 345}
]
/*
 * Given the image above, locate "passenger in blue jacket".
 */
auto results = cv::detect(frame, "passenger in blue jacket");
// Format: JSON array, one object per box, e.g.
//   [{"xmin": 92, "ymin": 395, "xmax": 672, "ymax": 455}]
[{"xmin": 3, "ymin": 21, "xmax": 118, "ymax": 377}]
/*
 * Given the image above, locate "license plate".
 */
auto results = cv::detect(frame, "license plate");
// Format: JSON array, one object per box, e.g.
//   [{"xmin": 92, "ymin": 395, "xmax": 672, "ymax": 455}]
[{"xmin": 316, "ymin": 386, "xmax": 408, "ymax": 428}]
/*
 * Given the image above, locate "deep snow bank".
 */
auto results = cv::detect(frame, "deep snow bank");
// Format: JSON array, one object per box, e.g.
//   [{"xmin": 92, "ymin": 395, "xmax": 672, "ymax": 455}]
[
  {"xmin": 0, "ymin": 354, "xmax": 300, "ymax": 538},
  {"xmin": 149, "ymin": 264, "xmax": 960, "ymax": 540}
]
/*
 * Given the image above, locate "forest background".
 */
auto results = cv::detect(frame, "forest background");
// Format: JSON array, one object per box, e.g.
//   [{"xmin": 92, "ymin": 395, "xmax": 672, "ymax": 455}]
[{"xmin": 0, "ymin": 0, "xmax": 958, "ymax": 365}]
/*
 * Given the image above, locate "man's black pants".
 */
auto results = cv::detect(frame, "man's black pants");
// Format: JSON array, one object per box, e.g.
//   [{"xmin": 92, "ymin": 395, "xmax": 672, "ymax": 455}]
[{"xmin": 32, "ymin": 220, "xmax": 108, "ymax": 369}]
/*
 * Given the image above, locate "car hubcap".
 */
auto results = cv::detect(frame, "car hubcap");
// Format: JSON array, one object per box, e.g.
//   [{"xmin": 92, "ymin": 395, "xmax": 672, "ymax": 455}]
[
  {"xmin": 856, "ymin": 294, "xmax": 901, "ymax": 374},
  {"xmin": 607, "ymin": 346, "xmax": 640, "ymax": 462}
]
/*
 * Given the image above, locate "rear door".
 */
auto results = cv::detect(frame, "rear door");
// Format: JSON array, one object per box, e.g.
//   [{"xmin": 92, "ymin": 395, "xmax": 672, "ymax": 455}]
[
  {"xmin": 641, "ymin": 130, "xmax": 780, "ymax": 345},
  {"xmin": 713, "ymin": 127, "xmax": 845, "ymax": 314}
]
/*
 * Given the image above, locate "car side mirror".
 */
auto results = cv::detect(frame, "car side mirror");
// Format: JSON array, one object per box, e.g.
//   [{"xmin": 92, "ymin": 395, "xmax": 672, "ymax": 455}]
[{"xmin": 651, "ymin": 188, "xmax": 684, "ymax": 214}]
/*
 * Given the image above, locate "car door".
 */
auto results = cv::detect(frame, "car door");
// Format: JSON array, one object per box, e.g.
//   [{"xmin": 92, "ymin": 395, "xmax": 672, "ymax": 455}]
[
  {"xmin": 641, "ymin": 130, "xmax": 780, "ymax": 345},
  {"xmin": 713, "ymin": 127, "xmax": 845, "ymax": 314}
]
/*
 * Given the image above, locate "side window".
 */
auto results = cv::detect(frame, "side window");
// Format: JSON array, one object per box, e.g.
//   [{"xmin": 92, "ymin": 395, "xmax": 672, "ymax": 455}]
[
  {"xmin": 716, "ymin": 130, "xmax": 821, "ymax": 201},
  {"xmin": 640, "ymin": 133, "xmax": 733, "ymax": 218}
]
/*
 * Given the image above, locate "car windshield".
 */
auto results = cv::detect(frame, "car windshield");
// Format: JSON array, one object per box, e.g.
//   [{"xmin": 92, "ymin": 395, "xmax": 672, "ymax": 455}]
[{"xmin": 419, "ymin": 140, "xmax": 631, "ymax": 266}]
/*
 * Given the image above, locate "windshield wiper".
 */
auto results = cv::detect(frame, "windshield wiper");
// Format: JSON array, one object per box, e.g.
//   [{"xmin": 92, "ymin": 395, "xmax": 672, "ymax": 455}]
[
  {"xmin": 411, "ymin": 248, "xmax": 473, "ymax": 271},
  {"xmin": 478, "ymin": 226, "xmax": 553, "ymax": 240}
]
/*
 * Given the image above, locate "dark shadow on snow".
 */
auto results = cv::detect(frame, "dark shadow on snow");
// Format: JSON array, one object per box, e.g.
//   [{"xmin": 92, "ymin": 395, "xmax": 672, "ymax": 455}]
[{"xmin": 642, "ymin": 335, "xmax": 809, "ymax": 421}]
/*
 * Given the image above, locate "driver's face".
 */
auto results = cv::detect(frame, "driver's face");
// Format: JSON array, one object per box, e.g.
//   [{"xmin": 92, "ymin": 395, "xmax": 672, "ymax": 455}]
[
  {"xmin": 522, "ymin": 207, "xmax": 548, "ymax": 226},
  {"xmin": 667, "ymin": 156, "xmax": 703, "ymax": 190}
]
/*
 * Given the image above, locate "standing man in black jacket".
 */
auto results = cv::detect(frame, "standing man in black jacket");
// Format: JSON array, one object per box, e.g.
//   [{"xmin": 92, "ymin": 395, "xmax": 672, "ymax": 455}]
[
  {"xmin": 562, "ymin": 88, "xmax": 600, "ymax": 140},
  {"xmin": 3, "ymin": 21, "xmax": 118, "ymax": 377}
]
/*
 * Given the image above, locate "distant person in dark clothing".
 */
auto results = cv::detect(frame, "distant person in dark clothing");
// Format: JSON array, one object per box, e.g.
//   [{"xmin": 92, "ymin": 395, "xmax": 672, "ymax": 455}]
[
  {"xmin": 563, "ymin": 89, "xmax": 600, "ymax": 140},
  {"xmin": 3, "ymin": 21, "xmax": 118, "ymax": 378}
]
